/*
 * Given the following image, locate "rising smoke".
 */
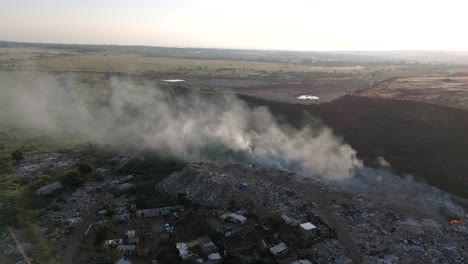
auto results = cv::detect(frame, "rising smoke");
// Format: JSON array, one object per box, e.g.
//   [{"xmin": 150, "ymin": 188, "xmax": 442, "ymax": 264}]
[{"xmin": 5, "ymin": 74, "xmax": 362, "ymax": 181}]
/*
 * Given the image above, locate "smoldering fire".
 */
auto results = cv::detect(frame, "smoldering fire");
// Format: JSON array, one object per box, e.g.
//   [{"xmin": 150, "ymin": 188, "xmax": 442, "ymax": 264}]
[{"xmin": 5, "ymin": 75, "xmax": 362, "ymax": 181}]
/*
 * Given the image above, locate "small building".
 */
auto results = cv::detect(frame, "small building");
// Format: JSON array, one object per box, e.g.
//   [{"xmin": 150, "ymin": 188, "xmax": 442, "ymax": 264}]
[
  {"xmin": 115, "ymin": 257, "xmax": 132, "ymax": 264},
  {"xmin": 219, "ymin": 212, "xmax": 232, "ymax": 221},
  {"xmin": 282, "ymin": 215, "xmax": 300, "ymax": 226},
  {"xmin": 208, "ymin": 252, "xmax": 222, "ymax": 262},
  {"xmin": 227, "ymin": 213, "xmax": 247, "ymax": 225},
  {"xmin": 136, "ymin": 208, "xmax": 160, "ymax": 218},
  {"xmin": 136, "ymin": 206, "xmax": 183, "ymax": 218},
  {"xmin": 117, "ymin": 245, "xmax": 137, "ymax": 257},
  {"xmin": 187, "ymin": 238, "xmax": 201, "ymax": 248},
  {"xmin": 299, "ymin": 222, "xmax": 317, "ymax": 238},
  {"xmin": 291, "ymin": 260, "xmax": 312, "ymax": 264},
  {"xmin": 218, "ymin": 226, "xmax": 233, "ymax": 237},
  {"xmin": 236, "ymin": 209, "xmax": 247, "ymax": 215},
  {"xmin": 162, "ymin": 79, "xmax": 185, "ymax": 83},
  {"xmin": 296, "ymin": 95, "xmax": 320, "ymax": 103},
  {"xmin": 201, "ymin": 241, "xmax": 219, "ymax": 255},
  {"xmin": 269, "ymin": 242, "xmax": 288, "ymax": 258},
  {"xmin": 126, "ymin": 230, "xmax": 136, "ymax": 239},
  {"xmin": 105, "ymin": 239, "xmax": 124, "ymax": 247},
  {"xmin": 176, "ymin": 243, "xmax": 192, "ymax": 259}
]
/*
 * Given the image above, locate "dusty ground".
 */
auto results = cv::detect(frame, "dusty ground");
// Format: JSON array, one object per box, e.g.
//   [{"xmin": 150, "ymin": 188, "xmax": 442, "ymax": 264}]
[
  {"xmin": 355, "ymin": 76, "xmax": 468, "ymax": 111},
  {"xmin": 232, "ymin": 78, "xmax": 370, "ymax": 103}
]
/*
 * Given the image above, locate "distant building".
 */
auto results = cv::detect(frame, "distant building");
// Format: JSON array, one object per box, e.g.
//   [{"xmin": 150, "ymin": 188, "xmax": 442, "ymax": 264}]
[
  {"xmin": 218, "ymin": 226, "xmax": 233, "ymax": 237},
  {"xmin": 299, "ymin": 222, "xmax": 317, "ymax": 238},
  {"xmin": 296, "ymin": 95, "xmax": 320, "ymax": 103},
  {"xmin": 117, "ymin": 245, "xmax": 136, "ymax": 257},
  {"xmin": 136, "ymin": 206, "xmax": 183, "ymax": 218},
  {"xmin": 176, "ymin": 243, "xmax": 192, "ymax": 259},
  {"xmin": 105, "ymin": 239, "xmax": 123, "ymax": 247},
  {"xmin": 291, "ymin": 260, "xmax": 312, "ymax": 264},
  {"xmin": 201, "ymin": 241, "xmax": 219, "ymax": 255},
  {"xmin": 208, "ymin": 252, "xmax": 222, "ymax": 262},
  {"xmin": 269, "ymin": 242, "xmax": 288, "ymax": 258},
  {"xmin": 115, "ymin": 257, "xmax": 132, "ymax": 264},
  {"xmin": 162, "ymin": 79, "xmax": 185, "ymax": 83},
  {"xmin": 227, "ymin": 213, "xmax": 247, "ymax": 225},
  {"xmin": 125, "ymin": 230, "xmax": 136, "ymax": 239},
  {"xmin": 219, "ymin": 212, "xmax": 232, "ymax": 221},
  {"xmin": 282, "ymin": 215, "xmax": 300, "ymax": 226}
]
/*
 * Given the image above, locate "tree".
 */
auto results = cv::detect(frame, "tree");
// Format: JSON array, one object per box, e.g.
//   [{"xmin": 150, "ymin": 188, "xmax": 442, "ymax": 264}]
[
  {"xmin": 78, "ymin": 162, "xmax": 93, "ymax": 175},
  {"xmin": 93, "ymin": 224, "xmax": 115, "ymax": 248},
  {"xmin": 11, "ymin": 150, "xmax": 24, "ymax": 163}
]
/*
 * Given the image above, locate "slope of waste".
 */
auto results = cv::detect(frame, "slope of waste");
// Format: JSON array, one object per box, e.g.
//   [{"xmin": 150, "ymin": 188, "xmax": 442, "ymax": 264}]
[
  {"xmin": 354, "ymin": 76, "xmax": 468, "ymax": 111},
  {"xmin": 159, "ymin": 162, "xmax": 468, "ymax": 263}
]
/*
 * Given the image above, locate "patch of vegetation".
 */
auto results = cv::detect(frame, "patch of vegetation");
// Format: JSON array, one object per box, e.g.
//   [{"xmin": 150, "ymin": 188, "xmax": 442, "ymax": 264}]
[
  {"xmin": 24, "ymin": 223, "xmax": 42, "ymax": 244},
  {"xmin": 60, "ymin": 171, "xmax": 86, "ymax": 191},
  {"xmin": 32, "ymin": 243, "xmax": 59, "ymax": 264},
  {"xmin": 93, "ymin": 224, "xmax": 116, "ymax": 248},
  {"xmin": 116, "ymin": 150, "xmax": 184, "ymax": 208},
  {"xmin": 78, "ymin": 162, "xmax": 93, "ymax": 175},
  {"xmin": 11, "ymin": 150, "xmax": 23, "ymax": 163}
]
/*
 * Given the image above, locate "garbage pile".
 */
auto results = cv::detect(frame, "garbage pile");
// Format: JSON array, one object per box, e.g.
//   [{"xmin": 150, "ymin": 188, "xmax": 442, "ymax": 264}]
[
  {"xmin": 46, "ymin": 185, "xmax": 99, "ymax": 231},
  {"xmin": 14, "ymin": 152, "xmax": 77, "ymax": 182},
  {"xmin": 159, "ymin": 161, "xmax": 468, "ymax": 263}
]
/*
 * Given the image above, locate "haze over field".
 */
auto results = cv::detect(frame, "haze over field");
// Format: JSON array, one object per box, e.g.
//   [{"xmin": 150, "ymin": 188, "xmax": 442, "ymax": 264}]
[{"xmin": 1, "ymin": 0, "xmax": 468, "ymax": 51}]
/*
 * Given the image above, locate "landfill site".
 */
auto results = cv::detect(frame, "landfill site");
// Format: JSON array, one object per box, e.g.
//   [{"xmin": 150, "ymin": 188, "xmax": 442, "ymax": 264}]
[{"xmin": 159, "ymin": 162, "xmax": 468, "ymax": 263}]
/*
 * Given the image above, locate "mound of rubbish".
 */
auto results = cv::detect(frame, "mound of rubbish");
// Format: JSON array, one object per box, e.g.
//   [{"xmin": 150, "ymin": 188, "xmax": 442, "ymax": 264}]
[
  {"xmin": 159, "ymin": 162, "xmax": 321, "ymax": 220},
  {"xmin": 14, "ymin": 152, "xmax": 77, "ymax": 182},
  {"xmin": 159, "ymin": 162, "xmax": 468, "ymax": 263}
]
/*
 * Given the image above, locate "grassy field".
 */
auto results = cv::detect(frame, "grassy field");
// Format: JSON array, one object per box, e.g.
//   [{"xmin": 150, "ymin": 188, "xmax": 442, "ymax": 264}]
[{"xmin": 1, "ymin": 47, "xmax": 459, "ymax": 80}]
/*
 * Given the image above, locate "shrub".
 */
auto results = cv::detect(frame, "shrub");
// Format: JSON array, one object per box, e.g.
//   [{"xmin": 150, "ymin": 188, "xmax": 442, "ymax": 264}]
[
  {"xmin": 60, "ymin": 171, "xmax": 86, "ymax": 190},
  {"xmin": 78, "ymin": 162, "xmax": 93, "ymax": 175},
  {"xmin": 24, "ymin": 224, "xmax": 42, "ymax": 244},
  {"xmin": 93, "ymin": 224, "xmax": 116, "ymax": 248},
  {"xmin": 11, "ymin": 150, "xmax": 24, "ymax": 163}
]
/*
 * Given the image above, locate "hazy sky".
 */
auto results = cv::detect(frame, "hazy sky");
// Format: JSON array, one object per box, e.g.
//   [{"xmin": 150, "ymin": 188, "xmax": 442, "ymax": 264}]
[{"xmin": 1, "ymin": 0, "xmax": 467, "ymax": 51}]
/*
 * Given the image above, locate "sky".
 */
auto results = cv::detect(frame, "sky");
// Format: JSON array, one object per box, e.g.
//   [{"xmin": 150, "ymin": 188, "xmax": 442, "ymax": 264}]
[{"xmin": 1, "ymin": 0, "xmax": 467, "ymax": 51}]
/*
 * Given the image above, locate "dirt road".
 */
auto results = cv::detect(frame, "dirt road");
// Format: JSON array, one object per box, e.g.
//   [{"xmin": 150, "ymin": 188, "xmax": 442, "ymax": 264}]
[{"xmin": 61, "ymin": 193, "xmax": 104, "ymax": 264}]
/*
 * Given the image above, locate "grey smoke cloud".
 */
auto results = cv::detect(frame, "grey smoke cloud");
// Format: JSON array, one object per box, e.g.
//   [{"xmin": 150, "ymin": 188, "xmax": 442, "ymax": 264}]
[{"xmin": 5, "ymin": 75, "xmax": 362, "ymax": 180}]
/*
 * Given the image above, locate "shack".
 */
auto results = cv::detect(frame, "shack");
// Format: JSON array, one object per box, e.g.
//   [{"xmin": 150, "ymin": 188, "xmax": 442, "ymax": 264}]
[
  {"xmin": 227, "ymin": 213, "xmax": 247, "ymax": 225},
  {"xmin": 269, "ymin": 242, "xmax": 288, "ymax": 258},
  {"xmin": 299, "ymin": 222, "xmax": 317, "ymax": 238}
]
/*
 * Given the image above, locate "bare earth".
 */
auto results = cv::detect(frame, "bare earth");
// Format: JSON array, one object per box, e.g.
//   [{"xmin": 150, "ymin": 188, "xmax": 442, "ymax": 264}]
[{"xmin": 355, "ymin": 77, "xmax": 468, "ymax": 111}]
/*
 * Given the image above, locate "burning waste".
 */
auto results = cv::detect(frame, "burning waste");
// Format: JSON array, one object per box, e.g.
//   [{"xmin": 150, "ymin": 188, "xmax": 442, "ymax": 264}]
[{"xmin": 6, "ymin": 76, "xmax": 362, "ymax": 181}]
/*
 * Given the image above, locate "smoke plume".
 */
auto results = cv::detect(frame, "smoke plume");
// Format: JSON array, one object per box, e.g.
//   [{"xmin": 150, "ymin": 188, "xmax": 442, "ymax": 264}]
[{"xmin": 4, "ymin": 75, "xmax": 362, "ymax": 181}]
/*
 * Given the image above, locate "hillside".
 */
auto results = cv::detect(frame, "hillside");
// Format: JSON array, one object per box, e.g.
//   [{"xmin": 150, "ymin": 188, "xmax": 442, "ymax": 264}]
[
  {"xmin": 239, "ymin": 94, "xmax": 468, "ymax": 198},
  {"xmin": 355, "ymin": 76, "xmax": 468, "ymax": 111}
]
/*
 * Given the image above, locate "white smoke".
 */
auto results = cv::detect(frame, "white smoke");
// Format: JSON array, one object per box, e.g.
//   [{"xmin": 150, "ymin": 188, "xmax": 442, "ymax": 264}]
[{"xmin": 4, "ymin": 75, "xmax": 362, "ymax": 180}]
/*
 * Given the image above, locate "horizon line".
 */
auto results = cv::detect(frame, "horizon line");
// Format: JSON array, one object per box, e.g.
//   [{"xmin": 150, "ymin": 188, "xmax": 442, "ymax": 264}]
[{"xmin": 2, "ymin": 39, "xmax": 468, "ymax": 54}]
